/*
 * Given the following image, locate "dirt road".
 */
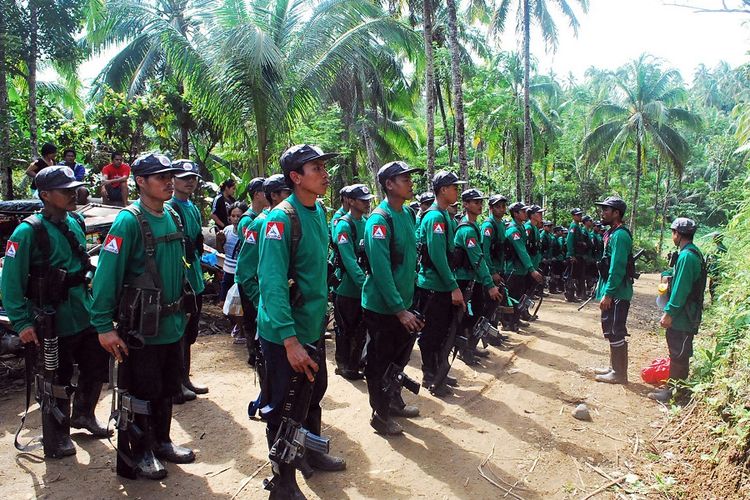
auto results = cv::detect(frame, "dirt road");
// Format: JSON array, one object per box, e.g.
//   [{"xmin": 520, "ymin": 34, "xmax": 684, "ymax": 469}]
[{"xmin": 0, "ymin": 274, "xmax": 672, "ymax": 499}]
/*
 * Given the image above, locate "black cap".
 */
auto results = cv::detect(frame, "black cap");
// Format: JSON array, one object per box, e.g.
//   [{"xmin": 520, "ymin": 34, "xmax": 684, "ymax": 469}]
[
  {"xmin": 247, "ymin": 177, "xmax": 266, "ymax": 194},
  {"xmin": 543, "ymin": 220, "xmax": 552, "ymax": 226},
  {"xmin": 263, "ymin": 174, "xmax": 290, "ymax": 194},
  {"xmin": 339, "ymin": 185, "xmax": 351, "ymax": 196},
  {"xmin": 526, "ymin": 204, "xmax": 545, "ymax": 215},
  {"xmin": 35, "ymin": 166, "xmax": 85, "ymax": 190},
  {"xmin": 570, "ymin": 207, "xmax": 583, "ymax": 216},
  {"xmin": 348, "ymin": 184, "xmax": 375, "ymax": 201},
  {"xmin": 461, "ymin": 188, "xmax": 487, "ymax": 201},
  {"xmin": 172, "ymin": 159, "xmax": 202, "ymax": 178},
  {"xmin": 671, "ymin": 217, "xmax": 697, "ymax": 235},
  {"xmin": 280, "ymin": 144, "xmax": 339, "ymax": 173},
  {"xmin": 553, "ymin": 225, "xmax": 563, "ymax": 232},
  {"xmin": 131, "ymin": 153, "xmax": 181, "ymax": 177},
  {"xmin": 488, "ymin": 194, "xmax": 508, "ymax": 206},
  {"xmin": 432, "ymin": 170, "xmax": 467, "ymax": 190},
  {"xmin": 595, "ymin": 221, "xmax": 603, "ymax": 227},
  {"xmin": 582, "ymin": 215, "xmax": 593, "ymax": 222},
  {"xmin": 508, "ymin": 201, "xmax": 527, "ymax": 213},
  {"xmin": 409, "ymin": 201, "xmax": 420, "ymax": 210},
  {"xmin": 418, "ymin": 191, "xmax": 435, "ymax": 204},
  {"xmin": 377, "ymin": 161, "xmax": 423, "ymax": 185},
  {"xmin": 595, "ymin": 196, "xmax": 627, "ymax": 215}
]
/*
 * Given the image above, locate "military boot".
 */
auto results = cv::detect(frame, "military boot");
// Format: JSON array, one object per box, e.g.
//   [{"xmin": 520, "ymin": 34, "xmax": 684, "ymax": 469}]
[
  {"xmin": 71, "ymin": 380, "xmax": 111, "ymax": 438},
  {"xmin": 130, "ymin": 413, "xmax": 167, "ymax": 480},
  {"xmin": 152, "ymin": 398, "xmax": 195, "ymax": 464},
  {"xmin": 595, "ymin": 343, "xmax": 628, "ymax": 384},
  {"xmin": 265, "ymin": 427, "xmax": 307, "ymax": 499},
  {"xmin": 182, "ymin": 338, "xmax": 208, "ymax": 395},
  {"xmin": 593, "ymin": 349, "xmax": 614, "ymax": 376},
  {"xmin": 44, "ymin": 398, "xmax": 76, "ymax": 459},
  {"xmin": 304, "ymin": 410, "xmax": 346, "ymax": 471},
  {"xmin": 389, "ymin": 392, "xmax": 420, "ymax": 418}
]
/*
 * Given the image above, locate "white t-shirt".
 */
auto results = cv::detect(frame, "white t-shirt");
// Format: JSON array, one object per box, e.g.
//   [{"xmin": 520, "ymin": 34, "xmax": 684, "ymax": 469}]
[{"xmin": 222, "ymin": 225, "xmax": 241, "ymax": 273}]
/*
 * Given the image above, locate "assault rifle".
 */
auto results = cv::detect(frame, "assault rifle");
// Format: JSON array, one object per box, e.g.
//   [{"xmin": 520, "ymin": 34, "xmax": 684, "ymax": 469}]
[
  {"xmin": 430, "ymin": 281, "xmax": 474, "ymax": 394},
  {"xmin": 382, "ymin": 309, "xmax": 425, "ymax": 402},
  {"xmin": 264, "ymin": 342, "xmax": 329, "ymax": 493},
  {"xmin": 578, "ymin": 248, "xmax": 645, "ymax": 311},
  {"xmin": 110, "ymin": 358, "xmax": 151, "ymax": 479}
]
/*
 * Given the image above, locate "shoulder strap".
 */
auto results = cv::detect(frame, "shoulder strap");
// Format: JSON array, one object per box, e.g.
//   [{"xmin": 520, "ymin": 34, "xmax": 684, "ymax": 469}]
[
  {"xmin": 338, "ymin": 213, "xmax": 357, "ymax": 243},
  {"xmin": 276, "ymin": 200, "xmax": 302, "ymax": 279},
  {"xmin": 21, "ymin": 215, "xmax": 50, "ymax": 271},
  {"xmin": 456, "ymin": 220, "xmax": 481, "ymax": 241},
  {"xmin": 372, "ymin": 207, "xmax": 398, "ymax": 262},
  {"xmin": 70, "ymin": 211, "xmax": 86, "ymax": 233}
]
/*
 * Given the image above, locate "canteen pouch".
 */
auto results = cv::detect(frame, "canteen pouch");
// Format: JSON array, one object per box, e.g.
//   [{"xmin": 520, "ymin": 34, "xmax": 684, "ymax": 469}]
[{"xmin": 118, "ymin": 284, "xmax": 161, "ymax": 339}]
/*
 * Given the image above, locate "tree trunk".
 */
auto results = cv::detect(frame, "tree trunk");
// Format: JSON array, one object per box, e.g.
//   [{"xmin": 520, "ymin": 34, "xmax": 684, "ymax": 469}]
[
  {"xmin": 474, "ymin": 134, "xmax": 484, "ymax": 188},
  {"xmin": 652, "ymin": 156, "xmax": 662, "ymax": 231},
  {"xmin": 658, "ymin": 167, "xmax": 671, "ymax": 255},
  {"xmin": 446, "ymin": 0, "xmax": 468, "ymax": 180},
  {"xmin": 423, "ymin": 0, "xmax": 436, "ymax": 176},
  {"xmin": 176, "ymin": 82, "xmax": 190, "ymax": 158},
  {"xmin": 434, "ymin": 76, "xmax": 451, "ymax": 159},
  {"xmin": 521, "ymin": 0, "xmax": 533, "ymax": 203},
  {"xmin": 27, "ymin": 0, "xmax": 39, "ymax": 158},
  {"xmin": 514, "ymin": 138, "xmax": 522, "ymax": 201},
  {"xmin": 629, "ymin": 139, "xmax": 643, "ymax": 234},
  {"xmin": 0, "ymin": 2, "xmax": 12, "ymax": 198},
  {"xmin": 254, "ymin": 105, "xmax": 267, "ymax": 177}
]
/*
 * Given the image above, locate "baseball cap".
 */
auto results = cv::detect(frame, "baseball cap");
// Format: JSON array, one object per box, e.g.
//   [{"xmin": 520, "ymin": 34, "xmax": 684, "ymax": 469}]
[
  {"xmin": 263, "ymin": 174, "xmax": 290, "ymax": 194},
  {"xmin": 582, "ymin": 215, "xmax": 593, "ymax": 222},
  {"xmin": 508, "ymin": 202, "xmax": 527, "ymax": 213},
  {"xmin": 377, "ymin": 161, "xmax": 423, "ymax": 185},
  {"xmin": 543, "ymin": 220, "xmax": 552, "ymax": 226},
  {"xmin": 461, "ymin": 188, "xmax": 487, "ymax": 201},
  {"xmin": 432, "ymin": 170, "xmax": 467, "ymax": 190},
  {"xmin": 172, "ymin": 159, "xmax": 202, "ymax": 178},
  {"xmin": 671, "ymin": 217, "xmax": 697, "ymax": 235},
  {"xmin": 246, "ymin": 177, "xmax": 266, "ymax": 194},
  {"xmin": 595, "ymin": 196, "xmax": 627, "ymax": 215},
  {"xmin": 35, "ymin": 166, "xmax": 85, "ymax": 190},
  {"xmin": 348, "ymin": 184, "xmax": 375, "ymax": 201},
  {"xmin": 339, "ymin": 185, "xmax": 351, "ymax": 197},
  {"xmin": 131, "ymin": 153, "xmax": 182, "ymax": 177},
  {"xmin": 570, "ymin": 207, "xmax": 584, "ymax": 216},
  {"xmin": 418, "ymin": 191, "xmax": 435, "ymax": 204},
  {"xmin": 280, "ymin": 144, "xmax": 339, "ymax": 174},
  {"xmin": 489, "ymin": 194, "xmax": 508, "ymax": 206},
  {"xmin": 526, "ymin": 204, "xmax": 545, "ymax": 215}
]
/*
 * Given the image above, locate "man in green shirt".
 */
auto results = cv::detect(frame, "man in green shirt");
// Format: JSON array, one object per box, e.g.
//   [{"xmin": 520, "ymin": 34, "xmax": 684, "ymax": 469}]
[
  {"xmin": 362, "ymin": 161, "xmax": 424, "ymax": 435},
  {"xmin": 330, "ymin": 185, "xmax": 351, "ymax": 235},
  {"xmin": 454, "ymin": 189, "xmax": 501, "ymax": 364},
  {"xmin": 707, "ymin": 231, "xmax": 726, "ymax": 300},
  {"xmin": 415, "ymin": 191, "xmax": 435, "ymax": 227},
  {"xmin": 167, "ymin": 159, "xmax": 208, "ymax": 404},
  {"xmin": 593, "ymin": 196, "xmax": 634, "ymax": 385},
  {"xmin": 524, "ymin": 205, "xmax": 544, "ymax": 272},
  {"xmin": 236, "ymin": 174, "xmax": 290, "ymax": 370},
  {"xmin": 649, "ymin": 218, "xmax": 706, "ymax": 403},
  {"xmin": 582, "ymin": 215, "xmax": 598, "ymax": 293},
  {"xmin": 91, "ymin": 153, "xmax": 195, "ymax": 479},
  {"xmin": 415, "ymin": 170, "xmax": 466, "ymax": 397},
  {"xmin": 256, "ymin": 144, "xmax": 346, "ymax": 497},
  {"xmin": 332, "ymin": 184, "xmax": 373, "ymax": 380},
  {"xmin": 2, "ymin": 167, "xmax": 109, "ymax": 459},
  {"xmin": 540, "ymin": 220, "xmax": 553, "ymax": 278},
  {"xmin": 504, "ymin": 202, "xmax": 544, "ymax": 331},
  {"xmin": 548, "ymin": 226, "xmax": 566, "ymax": 293},
  {"xmin": 566, "ymin": 208, "xmax": 588, "ymax": 302}
]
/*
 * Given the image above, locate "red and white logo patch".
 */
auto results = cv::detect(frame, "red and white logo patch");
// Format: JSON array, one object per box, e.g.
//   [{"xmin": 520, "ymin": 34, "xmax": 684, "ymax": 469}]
[
  {"xmin": 433, "ymin": 222, "xmax": 445, "ymax": 234},
  {"xmin": 467, "ymin": 237, "xmax": 477, "ymax": 248},
  {"xmin": 372, "ymin": 225, "xmax": 387, "ymax": 240},
  {"xmin": 512, "ymin": 233, "xmax": 521, "ymax": 241},
  {"xmin": 245, "ymin": 229, "xmax": 258, "ymax": 245},
  {"xmin": 483, "ymin": 227, "xmax": 492, "ymax": 237},
  {"xmin": 103, "ymin": 234, "xmax": 122, "ymax": 254},
  {"xmin": 265, "ymin": 221, "xmax": 284, "ymax": 240},
  {"xmin": 337, "ymin": 233, "xmax": 350, "ymax": 244},
  {"xmin": 5, "ymin": 240, "xmax": 18, "ymax": 258}
]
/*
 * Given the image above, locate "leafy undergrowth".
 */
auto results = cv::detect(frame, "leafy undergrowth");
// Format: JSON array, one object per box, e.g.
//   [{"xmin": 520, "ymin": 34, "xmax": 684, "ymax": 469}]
[{"xmin": 649, "ymin": 185, "xmax": 750, "ymax": 497}]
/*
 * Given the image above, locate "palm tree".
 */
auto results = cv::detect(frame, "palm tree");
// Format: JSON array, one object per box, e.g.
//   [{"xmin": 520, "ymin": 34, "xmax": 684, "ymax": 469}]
[
  {"xmin": 423, "ymin": 0, "xmax": 436, "ymax": 175},
  {"xmin": 581, "ymin": 55, "xmax": 702, "ymax": 234},
  {"xmin": 445, "ymin": 0, "xmax": 468, "ymax": 179},
  {"xmin": 490, "ymin": 0, "xmax": 588, "ymax": 202}
]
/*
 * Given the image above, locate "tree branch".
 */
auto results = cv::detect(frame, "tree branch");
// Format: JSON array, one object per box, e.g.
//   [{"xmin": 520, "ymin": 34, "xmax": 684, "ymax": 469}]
[{"xmin": 662, "ymin": 1, "xmax": 750, "ymax": 14}]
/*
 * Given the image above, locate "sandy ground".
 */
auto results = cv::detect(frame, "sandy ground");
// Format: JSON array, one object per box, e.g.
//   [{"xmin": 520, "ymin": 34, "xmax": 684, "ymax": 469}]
[{"xmin": 0, "ymin": 274, "xmax": 674, "ymax": 499}]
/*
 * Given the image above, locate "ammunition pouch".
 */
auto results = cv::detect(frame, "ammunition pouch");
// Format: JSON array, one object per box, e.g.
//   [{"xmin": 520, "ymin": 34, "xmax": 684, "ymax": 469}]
[
  {"xmin": 597, "ymin": 256, "xmax": 610, "ymax": 281},
  {"xmin": 449, "ymin": 247, "xmax": 470, "ymax": 271},
  {"xmin": 26, "ymin": 267, "xmax": 68, "ymax": 306}
]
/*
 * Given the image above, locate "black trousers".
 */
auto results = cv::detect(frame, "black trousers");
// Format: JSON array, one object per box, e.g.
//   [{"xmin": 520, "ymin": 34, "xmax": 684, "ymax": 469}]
[
  {"xmin": 259, "ymin": 337, "xmax": 328, "ymax": 435},
  {"xmin": 505, "ymin": 274, "xmax": 529, "ymax": 324},
  {"xmin": 600, "ymin": 299, "xmax": 630, "ymax": 345},
  {"xmin": 239, "ymin": 284, "xmax": 259, "ymax": 362},
  {"xmin": 571, "ymin": 258, "xmax": 586, "ymax": 298},
  {"xmin": 364, "ymin": 310, "xmax": 414, "ymax": 417},
  {"xmin": 415, "ymin": 288, "xmax": 453, "ymax": 361},
  {"xmin": 57, "ymin": 327, "xmax": 109, "ymax": 386},
  {"xmin": 184, "ymin": 293, "xmax": 203, "ymax": 345},
  {"xmin": 334, "ymin": 294, "xmax": 366, "ymax": 372},
  {"xmin": 666, "ymin": 328, "xmax": 694, "ymax": 363},
  {"xmin": 126, "ymin": 341, "xmax": 183, "ymax": 401},
  {"xmin": 457, "ymin": 279, "xmax": 486, "ymax": 334}
]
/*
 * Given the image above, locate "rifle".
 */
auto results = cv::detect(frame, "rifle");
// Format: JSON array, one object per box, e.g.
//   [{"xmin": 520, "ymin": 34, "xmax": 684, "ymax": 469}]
[
  {"xmin": 381, "ymin": 308, "xmax": 426, "ymax": 403},
  {"xmin": 429, "ymin": 281, "xmax": 474, "ymax": 393},
  {"xmin": 264, "ymin": 342, "xmax": 329, "ymax": 493},
  {"xmin": 14, "ymin": 307, "xmax": 75, "ymax": 456},
  {"xmin": 578, "ymin": 249, "xmax": 645, "ymax": 311},
  {"xmin": 109, "ymin": 357, "xmax": 151, "ymax": 479}
]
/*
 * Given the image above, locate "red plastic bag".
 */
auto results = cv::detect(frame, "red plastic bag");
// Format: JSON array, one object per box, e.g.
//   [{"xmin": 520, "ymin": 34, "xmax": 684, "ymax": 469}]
[{"xmin": 641, "ymin": 357, "xmax": 670, "ymax": 384}]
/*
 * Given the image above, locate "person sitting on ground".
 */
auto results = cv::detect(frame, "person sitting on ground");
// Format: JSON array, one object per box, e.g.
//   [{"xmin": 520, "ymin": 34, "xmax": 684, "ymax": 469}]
[
  {"xmin": 100, "ymin": 152, "xmax": 130, "ymax": 206},
  {"xmin": 211, "ymin": 178, "xmax": 237, "ymax": 230}
]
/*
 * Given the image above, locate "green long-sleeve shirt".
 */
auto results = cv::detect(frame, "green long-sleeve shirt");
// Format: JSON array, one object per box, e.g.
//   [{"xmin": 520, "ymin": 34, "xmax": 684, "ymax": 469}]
[
  {"xmin": 89, "ymin": 201, "xmax": 187, "ymax": 345},
  {"xmin": 663, "ymin": 243, "xmax": 704, "ymax": 334},
  {"xmin": 257, "ymin": 194, "xmax": 328, "ymax": 345},
  {"xmin": 454, "ymin": 218, "xmax": 493, "ymax": 287},
  {"xmin": 330, "ymin": 206, "xmax": 346, "ymax": 236},
  {"xmin": 566, "ymin": 221, "xmax": 586, "ymax": 258},
  {"xmin": 416, "ymin": 204, "xmax": 458, "ymax": 292},
  {"xmin": 595, "ymin": 225, "xmax": 634, "ymax": 301},
  {"xmin": 167, "ymin": 197, "xmax": 205, "ymax": 294},
  {"xmin": 524, "ymin": 221, "xmax": 542, "ymax": 268},
  {"xmin": 480, "ymin": 216, "xmax": 505, "ymax": 275},
  {"xmin": 235, "ymin": 208, "xmax": 268, "ymax": 307},
  {"xmin": 1, "ymin": 213, "xmax": 92, "ymax": 337},
  {"xmin": 362, "ymin": 200, "xmax": 417, "ymax": 314},
  {"xmin": 504, "ymin": 219, "xmax": 534, "ymax": 276},
  {"xmin": 541, "ymin": 230, "xmax": 554, "ymax": 260},
  {"xmin": 332, "ymin": 213, "xmax": 366, "ymax": 299}
]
